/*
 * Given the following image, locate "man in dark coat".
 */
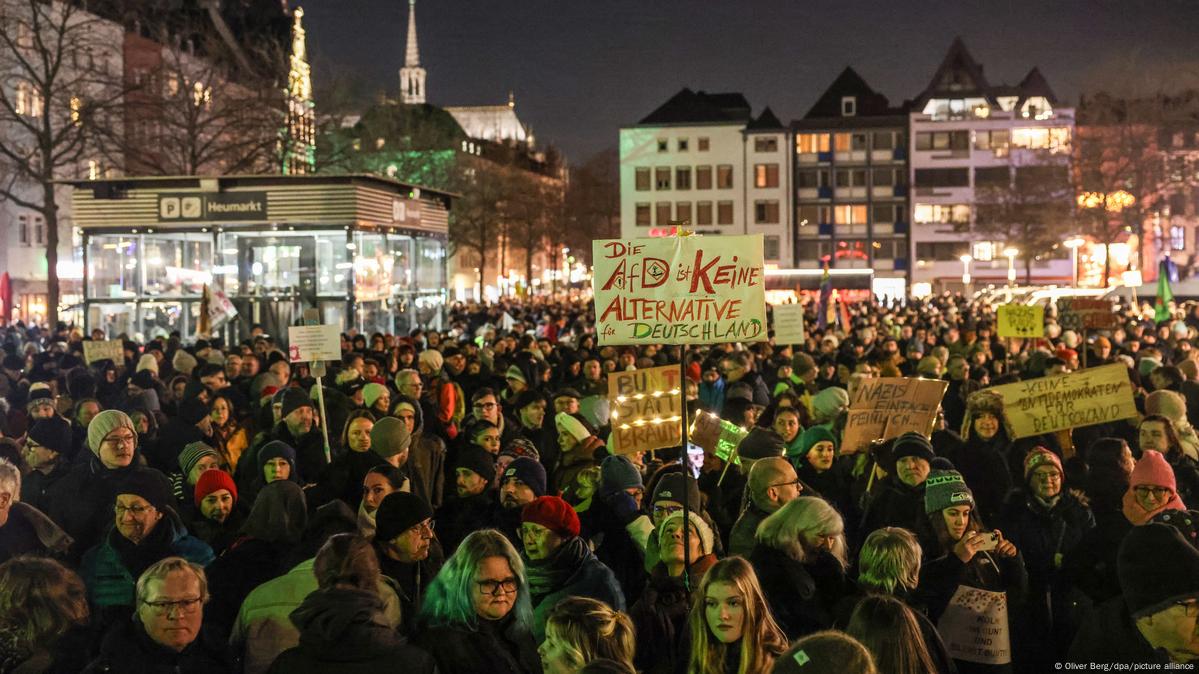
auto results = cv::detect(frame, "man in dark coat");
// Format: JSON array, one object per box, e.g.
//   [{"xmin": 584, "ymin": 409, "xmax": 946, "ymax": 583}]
[
  {"xmin": 859, "ymin": 432, "xmax": 937, "ymax": 553},
  {"xmin": 393, "ymin": 395, "xmax": 446, "ymax": 508},
  {"xmin": 372, "ymin": 492, "xmax": 442, "ymax": 636},
  {"xmin": 244, "ymin": 389, "xmax": 327, "ymax": 486},
  {"xmin": 20, "ymin": 415, "xmax": 74, "ymax": 513},
  {"xmin": 435, "ymin": 446, "xmax": 497, "ymax": 554}
]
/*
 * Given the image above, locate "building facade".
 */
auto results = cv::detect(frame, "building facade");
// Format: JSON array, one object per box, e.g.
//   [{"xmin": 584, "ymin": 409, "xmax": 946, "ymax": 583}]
[
  {"xmin": 792, "ymin": 67, "xmax": 911, "ymax": 299},
  {"xmin": 909, "ymin": 39, "xmax": 1074, "ymax": 291},
  {"xmin": 620, "ymin": 88, "xmax": 793, "ymax": 266}
]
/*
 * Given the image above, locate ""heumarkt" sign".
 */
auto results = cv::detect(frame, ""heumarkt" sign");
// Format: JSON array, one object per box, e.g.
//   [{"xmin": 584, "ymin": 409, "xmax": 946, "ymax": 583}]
[{"xmin": 158, "ymin": 192, "xmax": 268, "ymax": 222}]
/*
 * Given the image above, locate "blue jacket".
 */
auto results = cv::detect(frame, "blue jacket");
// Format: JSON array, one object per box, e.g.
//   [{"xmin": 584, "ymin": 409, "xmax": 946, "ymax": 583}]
[{"xmin": 526, "ymin": 538, "xmax": 625, "ymax": 642}]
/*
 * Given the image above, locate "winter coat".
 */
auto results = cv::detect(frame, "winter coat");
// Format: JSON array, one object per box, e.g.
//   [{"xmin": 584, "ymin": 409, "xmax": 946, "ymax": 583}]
[
  {"xmin": 242, "ymin": 421, "xmax": 326, "ymax": 494},
  {"xmin": 435, "ymin": 491, "xmax": 496, "ymax": 555},
  {"xmin": 205, "ymin": 536, "xmax": 293, "ymax": 639},
  {"xmin": 80, "ymin": 510, "xmax": 212, "ymax": 632},
  {"xmin": 524, "ymin": 537, "xmax": 625, "ymax": 642},
  {"xmin": 414, "ymin": 612, "xmax": 542, "ymax": 674},
  {"xmin": 18, "ymin": 462, "xmax": 71, "ymax": 515},
  {"xmin": 0, "ymin": 502, "xmax": 72, "ymax": 564},
  {"xmin": 579, "ymin": 489, "xmax": 650, "ymax": 607},
  {"xmin": 552, "ymin": 436, "xmax": 607, "ymax": 503},
  {"xmin": 185, "ymin": 507, "xmax": 247, "ymax": 557},
  {"xmin": 312, "ymin": 448, "xmax": 389, "ymax": 510},
  {"xmin": 748, "ymin": 543, "xmax": 851, "ymax": 641},
  {"xmin": 266, "ymin": 587, "xmax": 435, "ymax": 674},
  {"xmin": 831, "ymin": 590, "xmax": 957, "ymax": 674},
  {"xmin": 795, "ymin": 458, "xmax": 857, "ymax": 529},
  {"xmin": 859, "ymin": 476, "xmax": 935, "ymax": 554},
  {"xmin": 0, "ymin": 622, "xmax": 92, "ymax": 674},
  {"xmin": 376, "ymin": 543, "xmax": 443, "ymax": 637},
  {"xmin": 399, "ymin": 394, "xmax": 447, "ymax": 509},
  {"xmin": 946, "ymin": 432, "xmax": 1013, "ymax": 527},
  {"xmin": 1059, "ymin": 512, "xmax": 1133, "ymax": 605},
  {"xmin": 46, "ymin": 456, "xmax": 172, "ymax": 563},
  {"xmin": 1067, "ymin": 595, "xmax": 1171, "ymax": 666},
  {"xmin": 630, "ymin": 555, "xmax": 718, "ymax": 674},
  {"xmin": 728, "ymin": 503, "xmax": 772, "ymax": 558},
  {"xmin": 231, "ymin": 559, "xmax": 402, "ymax": 674},
  {"xmin": 81, "ymin": 618, "xmax": 232, "ymax": 674}
]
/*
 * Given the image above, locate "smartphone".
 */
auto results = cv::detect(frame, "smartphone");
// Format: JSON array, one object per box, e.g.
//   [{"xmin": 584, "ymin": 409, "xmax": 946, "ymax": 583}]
[{"xmin": 975, "ymin": 532, "xmax": 1000, "ymax": 551}]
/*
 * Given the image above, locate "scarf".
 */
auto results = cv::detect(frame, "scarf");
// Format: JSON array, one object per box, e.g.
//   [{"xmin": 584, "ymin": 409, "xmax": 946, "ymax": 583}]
[{"xmin": 525, "ymin": 536, "xmax": 590, "ymax": 601}]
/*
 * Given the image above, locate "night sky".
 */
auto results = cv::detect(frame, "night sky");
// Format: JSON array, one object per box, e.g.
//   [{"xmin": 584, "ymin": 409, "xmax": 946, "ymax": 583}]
[{"xmin": 300, "ymin": 0, "xmax": 1199, "ymax": 162}]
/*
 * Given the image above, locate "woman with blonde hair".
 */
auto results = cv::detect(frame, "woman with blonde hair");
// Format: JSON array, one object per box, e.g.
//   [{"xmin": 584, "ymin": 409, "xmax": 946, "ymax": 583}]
[
  {"xmin": 688, "ymin": 557, "xmax": 787, "ymax": 674},
  {"xmin": 846, "ymin": 595, "xmax": 939, "ymax": 674},
  {"xmin": 749, "ymin": 496, "xmax": 853, "ymax": 639},
  {"xmin": 539, "ymin": 596, "xmax": 635, "ymax": 674},
  {"xmin": 0, "ymin": 557, "xmax": 91, "ymax": 673}
]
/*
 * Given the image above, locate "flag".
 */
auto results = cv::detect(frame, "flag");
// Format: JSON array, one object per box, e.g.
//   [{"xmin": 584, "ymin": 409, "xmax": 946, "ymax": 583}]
[
  {"xmin": 837, "ymin": 291, "xmax": 852, "ymax": 331},
  {"xmin": 816, "ymin": 264, "xmax": 832, "ymax": 330},
  {"xmin": 197, "ymin": 284, "xmax": 211, "ymax": 338},
  {"xmin": 1155, "ymin": 258, "xmax": 1175, "ymax": 324}
]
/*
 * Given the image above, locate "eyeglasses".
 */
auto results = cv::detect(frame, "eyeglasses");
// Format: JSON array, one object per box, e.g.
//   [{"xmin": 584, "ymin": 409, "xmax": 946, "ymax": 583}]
[
  {"xmin": 473, "ymin": 402, "xmax": 498, "ymax": 410},
  {"xmin": 769, "ymin": 479, "xmax": 803, "ymax": 490},
  {"xmin": 102, "ymin": 434, "xmax": 136, "ymax": 448},
  {"xmin": 1134, "ymin": 485, "xmax": 1174, "ymax": 500},
  {"xmin": 115, "ymin": 504, "xmax": 156, "ymax": 517},
  {"xmin": 653, "ymin": 504, "xmax": 683, "ymax": 518},
  {"xmin": 142, "ymin": 596, "xmax": 203, "ymax": 616},
  {"xmin": 476, "ymin": 578, "xmax": 518, "ymax": 596},
  {"xmin": 406, "ymin": 519, "xmax": 435, "ymax": 535},
  {"xmin": 1031, "ymin": 471, "xmax": 1062, "ymax": 482}
]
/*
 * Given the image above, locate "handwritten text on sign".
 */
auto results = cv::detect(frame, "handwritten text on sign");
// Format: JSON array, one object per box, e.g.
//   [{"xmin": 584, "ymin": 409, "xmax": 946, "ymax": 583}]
[
  {"xmin": 984, "ymin": 363, "xmax": 1135, "ymax": 438},
  {"xmin": 592, "ymin": 235, "xmax": 767, "ymax": 345},
  {"xmin": 608, "ymin": 365, "xmax": 682, "ymax": 455},
  {"xmin": 841, "ymin": 377, "xmax": 948, "ymax": 455},
  {"xmin": 287, "ymin": 324, "xmax": 342, "ymax": 363},
  {"xmin": 1058, "ymin": 298, "xmax": 1119, "ymax": 330},
  {"xmin": 772, "ymin": 303, "xmax": 806, "ymax": 345},
  {"xmin": 996, "ymin": 305, "xmax": 1045, "ymax": 338},
  {"xmin": 83, "ymin": 339, "xmax": 125, "ymax": 365}
]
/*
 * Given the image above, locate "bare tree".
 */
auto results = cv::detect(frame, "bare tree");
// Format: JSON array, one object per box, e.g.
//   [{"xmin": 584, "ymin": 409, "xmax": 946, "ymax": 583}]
[
  {"xmin": 447, "ymin": 159, "xmax": 506, "ymax": 296},
  {"xmin": 974, "ymin": 157, "xmax": 1072, "ymax": 283},
  {"xmin": 504, "ymin": 171, "xmax": 552, "ymax": 292},
  {"xmin": 0, "ymin": 0, "xmax": 125, "ymax": 328},
  {"xmin": 564, "ymin": 147, "xmax": 620, "ymax": 263}
]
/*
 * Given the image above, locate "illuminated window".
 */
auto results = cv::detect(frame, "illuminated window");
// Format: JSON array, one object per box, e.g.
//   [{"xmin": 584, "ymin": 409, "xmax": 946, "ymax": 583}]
[
  {"xmin": 1011, "ymin": 127, "xmax": 1070, "ymax": 152},
  {"xmin": 834, "ymin": 133, "xmax": 851, "ymax": 152},
  {"xmin": 796, "ymin": 133, "xmax": 830, "ymax": 153},
  {"xmin": 15, "ymin": 80, "xmax": 43, "ymax": 117},
  {"xmin": 1172, "ymin": 225, "xmax": 1187, "ymax": 251},
  {"xmin": 69, "ymin": 96, "xmax": 82, "ymax": 125},
  {"xmin": 972, "ymin": 242, "xmax": 995, "ymax": 261},
  {"xmin": 914, "ymin": 203, "xmax": 971, "ymax": 224},
  {"xmin": 754, "ymin": 164, "xmax": 779, "ymax": 188},
  {"xmin": 87, "ymin": 160, "xmax": 100, "ymax": 180},
  {"xmin": 834, "ymin": 204, "xmax": 868, "ymax": 224}
]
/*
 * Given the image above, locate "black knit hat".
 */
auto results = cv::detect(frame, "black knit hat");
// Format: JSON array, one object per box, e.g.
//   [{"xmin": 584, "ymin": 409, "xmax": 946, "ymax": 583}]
[
  {"xmin": 114, "ymin": 470, "xmax": 173, "ymax": 512},
  {"xmin": 279, "ymin": 388, "xmax": 314, "ymax": 419},
  {"xmin": 891, "ymin": 431, "xmax": 935, "ymax": 464},
  {"xmin": 513, "ymin": 389, "xmax": 545, "ymax": 412},
  {"xmin": 1119, "ymin": 522, "xmax": 1199, "ymax": 617},
  {"xmin": 737, "ymin": 427, "xmax": 786, "ymax": 460},
  {"xmin": 375, "ymin": 492, "xmax": 433, "ymax": 542},
  {"xmin": 652, "ymin": 472, "xmax": 701, "ymax": 512},
  {"xmin": 454, "ymin": 445, "xmax": 497, "ymax": 481},
  {"xmin": 27, "ymin": 416, "xmax": 72, "ymax": 455}
]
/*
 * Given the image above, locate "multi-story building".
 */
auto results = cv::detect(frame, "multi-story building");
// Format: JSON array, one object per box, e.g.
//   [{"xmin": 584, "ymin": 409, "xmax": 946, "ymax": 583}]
[
  {"xmin": 909, "ymin": 38, "xmax": 1074, "ymax": 291},
  {"xmin": 792, "ymin": 67, "xmax": 911, "ymax": 298},
  {"xmin": 620, "ymin": 88, "xmax": 793, "ymax": 266}
]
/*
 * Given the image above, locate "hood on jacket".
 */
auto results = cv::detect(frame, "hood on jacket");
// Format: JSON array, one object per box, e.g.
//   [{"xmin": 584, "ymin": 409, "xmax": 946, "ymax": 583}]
[
  {"xmin": 290, "ymin": 587, "xmax": 399, "ymax": 659},
  {"xmin": 392, "ymin": 394, "xmax": 425, "ymax": 435}
]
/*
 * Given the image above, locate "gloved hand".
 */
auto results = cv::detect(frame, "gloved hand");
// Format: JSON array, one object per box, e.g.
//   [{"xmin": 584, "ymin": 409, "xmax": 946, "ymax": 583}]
[{"xmin": 606, "ymin": 490, "xmax": 641, "ymax": 525}]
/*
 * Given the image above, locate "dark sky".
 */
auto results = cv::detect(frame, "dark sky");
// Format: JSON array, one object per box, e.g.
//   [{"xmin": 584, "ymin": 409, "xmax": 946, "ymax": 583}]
[{"xmin": 300, "ymin": 0, "xmax": 1199, "ymax": 163}]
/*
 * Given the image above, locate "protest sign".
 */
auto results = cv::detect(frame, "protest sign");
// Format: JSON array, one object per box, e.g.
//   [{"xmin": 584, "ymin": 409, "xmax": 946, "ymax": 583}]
[
  {"xmin": 937, "ymin": 586, "xmax": 1012, "ymax": 665},
  {"xmin": 984, "ymin": 363, "xmax": 1135, "ymax": 438},
  {"xmin": 608, "ymin": 365, "xmax": 683, "ymax": 454},
  {"xmin": 772, "ymin": 303, "xmax": 806, "ymax": 345},
  {"xmin": 1058, "ymin": 298, "xmax": 1119, "ymax": 330},
  {"xmin": 83, "ymin": 339, "xmax": 124, "ymax": 365},
  {"xmin": 841, "ymin": 377, "xmax": 948, "ymax": 455},
  {"xmin": 287, "ymin": 324, "xmax": 341, "ymax": 363},
  {"xmin": 996, "ymin": 305, "xmax": 1044, "ymax": 338},
  {"xmin": 689, "ymin": 410, "xmax": 748, "ymax": 465},
  {"xmin": 592, "ymin": 234, "xmax": 767, "ymax": 345}
]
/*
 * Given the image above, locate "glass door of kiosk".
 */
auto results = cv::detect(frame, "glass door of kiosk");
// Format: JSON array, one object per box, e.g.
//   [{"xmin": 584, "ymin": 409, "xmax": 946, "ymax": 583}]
[{"xmin": 237, "ymin": 236, "xmax": 317, "ymax": 339}]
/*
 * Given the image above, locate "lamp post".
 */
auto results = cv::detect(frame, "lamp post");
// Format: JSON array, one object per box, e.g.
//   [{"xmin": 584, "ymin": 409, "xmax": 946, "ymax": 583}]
[
  {"xmin": 959, "ymin": 254, "xmax": 972, "ymax": 295},
  {"xmin": 1003, "ymin": 246, "xmax": 1019, "ymax": 301},
  {"xmin": 1063, "ymin": 236, "xmax": 1085, "ymax": 287}
]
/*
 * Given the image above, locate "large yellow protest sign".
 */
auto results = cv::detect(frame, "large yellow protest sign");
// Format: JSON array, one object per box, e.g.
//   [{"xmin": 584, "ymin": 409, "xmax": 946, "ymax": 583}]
[
  {"xmin": 984, "ymin": 363, "xmax": 1136, "ymax": 438},
  {"xmin": 592, "ymin": 235, "xmax": 767, "ymax": 345},
  {"xmin": 841, "ymin": 377, "xmax": 948, "ymax": 455},
  {"xmin": 608, "ymin": 365, "xmax": 683, "ymax": 454},
  {"xmin": 996, "ymin": 305, "xmax": 1044, "ymax": 338}
]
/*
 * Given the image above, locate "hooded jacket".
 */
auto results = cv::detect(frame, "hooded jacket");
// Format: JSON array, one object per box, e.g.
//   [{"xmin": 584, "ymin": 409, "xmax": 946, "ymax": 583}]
[
  {"xmin": 524, "ymin": 536, "xmax": 625, "ymax": 642},
  {"xmin": 396, "ymin": 394, "xmax": 447, "ymax": 509}
]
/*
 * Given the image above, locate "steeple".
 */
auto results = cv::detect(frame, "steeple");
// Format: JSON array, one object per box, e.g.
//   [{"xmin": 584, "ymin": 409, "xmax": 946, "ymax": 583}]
[
  {"xmin": 283, "ymin": 7, "xmax": 315, "ymax": 174},
  {"xmin": 399, "ymin": 0, "xmax": 426, "ymax": 104}
]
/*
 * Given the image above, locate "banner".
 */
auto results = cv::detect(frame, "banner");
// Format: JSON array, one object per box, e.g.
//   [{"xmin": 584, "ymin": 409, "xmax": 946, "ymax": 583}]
[
  {"xmin": 592, "ymin": 235, "xmax": 767, "ymax": 345},
  {"xmin": 984, "ymin": 363, "xmax": 1135, "ymax": 438},
  {"xmin": 608, "ymin": 365, "xmax": 682, "ymax": 454},
  {"xmin": 936, "ymin": 585, "xmax": 1012, "ymax": 665},
  {"xmin": 1058, "ymin": 298, "xmax": 1118, "ymax": 330},
  {"xmin": 772, "ymin": 303, "xmax": 806, "ymax": 345},
  {"xmin": 83, "ymin": 339, "xmax": 124, "ymax": 365},
  {"xmin": 841, "ymin": 377, "xmax": 948, "ymax": 455},
  {"xmin": 996, "ymin": 305, "xmax": 1044, "ymax": 338},
  {"xmin": 689, "ymin": 410, "xmax": 747, "ymax": 465},
  {"xmin": 287, "ymin": 324, "xmax": 342, "ymax": 363}
]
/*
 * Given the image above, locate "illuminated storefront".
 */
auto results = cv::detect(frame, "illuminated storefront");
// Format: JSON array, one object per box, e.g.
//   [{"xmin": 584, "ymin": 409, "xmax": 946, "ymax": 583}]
[{"xmin": 68, "ymin": 174, "xmax": 452, "ymax": 342}]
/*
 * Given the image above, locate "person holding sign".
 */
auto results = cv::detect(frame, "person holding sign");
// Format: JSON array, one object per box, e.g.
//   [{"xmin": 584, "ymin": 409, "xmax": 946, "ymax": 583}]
[
  {"xmin": 949, "ymin": 391, "xmax": 1016, "ymax": 528},
  {"xmin": 917, "ymin": 470, "xmax": 1026, "ymax": 674}
]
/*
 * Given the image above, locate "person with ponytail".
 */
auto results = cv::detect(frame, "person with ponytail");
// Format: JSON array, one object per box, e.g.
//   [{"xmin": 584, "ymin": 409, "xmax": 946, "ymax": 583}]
[
  {"xmin": 538, "ymin": 596, "xmax": 635, "ymax": 674},
  {"xmin": 687, "ymin": 557, "xmax": 787, "ymax": 674}
]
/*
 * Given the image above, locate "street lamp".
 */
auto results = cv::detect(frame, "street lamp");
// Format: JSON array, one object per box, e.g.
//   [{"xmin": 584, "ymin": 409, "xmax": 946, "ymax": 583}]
[
  {"xmin": 1003, "ymin": 246, "xmax": 1019, "ymax": 300},
  {"xmin": 1063, "ymin": 236, "xmax": 1085, "ymax": 287},
  {"xmin": 959, "ymin": 254, "xmax": 972, "ymax": 293}
]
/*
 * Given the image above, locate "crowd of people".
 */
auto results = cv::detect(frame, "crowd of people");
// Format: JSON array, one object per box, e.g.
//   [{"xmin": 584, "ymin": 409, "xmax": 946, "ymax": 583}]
[{"xmin": 1, "ymin": 293, "xmax": 1199, "ymax": 673}]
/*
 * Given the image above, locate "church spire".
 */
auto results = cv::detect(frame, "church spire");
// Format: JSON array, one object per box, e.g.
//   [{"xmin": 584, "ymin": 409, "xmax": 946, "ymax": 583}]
[{"xmin": 399, "ymin": 0, "xmax": 426, "ymax": 103}]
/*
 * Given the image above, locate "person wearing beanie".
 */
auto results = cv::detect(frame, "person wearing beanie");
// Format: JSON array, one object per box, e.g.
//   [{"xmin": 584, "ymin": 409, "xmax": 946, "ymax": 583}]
[
  {"xmin": 520, "ymin": 495, "xmax": 624, "ymax": 641},
  {"xmin": 242, "ymin": 440, "xmax": 301, "ymax": 507},
  {"xmin": 949, "ymin": 389, "xmax": 1018, "ymax": 527},
  {"xmin": 172, "ymin": 349, "xmax": 198, "ymax": 377},
  {"xmin": 810, "ymin": 387, "xmax": 849, "ymax": 427},
  {"xmin": 493, "ymin": 456, "xmax": 548, "ymax": 547},
  {"xmin": 435, "ymin": 446, "xmax": 498, "ymax": 555},
  {"xmin": 189, "ymin": 469, "xmax": 244, "ymax": 555},
  {"xmin": 362, "ymin": 382, "xmax": 390, "ymax": 418},
  {"xmin": 1123, "ymin": 449, "xmax": 1187, "ymax": 525},
  {"xmin": 169, "ymin": 441, "xmax": 222, "ymax": 514},
  {"xmin": 998, "ymin": 446, "xmax": 1096, "ymax": 668},
  {"xmin": 580, "ymin": 454, "xmax": 654, "ymax": 607},
  {"xmin": 21, "ymin": 415, "xmax": 73, "ymax": 512},
  {"xmin": 729, "ymin": 457, "xmax": 803, "ymax": 556},
  {"xmin": 242, "ymin": 386, "xmax": 325, "ymax": 494},
  {"xmin": 630, "ymin": 509, "xmax": 719, "ymax": 674},
  {"xmin": 505, "ymin": 364, "xmax": 528, "ymax": 395},
  {"xmin": 79, "ymin": 470, "xmax": 214, "ymax": 632},
  {"xmin": 372, "ymin": 491, "xmax": 442, "ymax": 634},
  {"xmin": 146, "ymin": 396, "xmax": 212, "ymax": 474},
  {"xmin": 1139, "ymin": 413, "xmax": 1199, "ymax": 503},
  {"xmin": 790, "ymin": 425, "xmax": 855, "ymax": 520},
  {"xmin": 25, "ymin": 383, "xmax": 56, "ymax": 421},
  {"xmin": 552, "ymin": 412, "xmax": 605, "ymax": 504},
  {"xmin": 497, "ymin": 437, "xmax": 540, "ymax": 473},
  {"xmin": 1070, "ymin": 523, "xmax": 1199, "ymax": 665},
  {"xmin": 918, "ymin": 470, "xmax": 1026, "ymax": 670},
  {"xmin": 860, "ymin": 433, "xmax": 939, "ymax": 551},
  {"xmin": 508, "ymin": 389, "xmax": 550, "ymax": 454},
  {"xmin": 390, "ymin": 394, "xmax": 447, "ymax": 511},
  {"xmin": 135, "ymin": 353, "xmax": 159, "ymax": 375}
]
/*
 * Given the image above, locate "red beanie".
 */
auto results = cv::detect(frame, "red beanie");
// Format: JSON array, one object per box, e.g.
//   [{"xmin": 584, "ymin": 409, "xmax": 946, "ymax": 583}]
[
  {"xmin": 194, "ymin": 469, "xmax": 238, "ymax": 507},
  {"xmin": 521, "ymin": 495, "xmax": 580, "ymax": 539}
]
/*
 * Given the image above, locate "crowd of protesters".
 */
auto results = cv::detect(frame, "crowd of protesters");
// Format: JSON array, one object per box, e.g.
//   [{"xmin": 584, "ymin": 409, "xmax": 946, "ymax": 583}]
[{"xmin": 2, "ymin": 293, "xmax": 1199, "ymax": 673}]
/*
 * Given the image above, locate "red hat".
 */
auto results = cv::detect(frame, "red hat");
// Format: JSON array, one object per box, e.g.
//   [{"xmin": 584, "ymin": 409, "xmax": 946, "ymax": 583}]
[
  {"xmin": 260, "ymin": 386, "xmax": 280, "ymax": 400},
  {"xmin": 1023, "ymin": 447, "xmax": 1063, "ymax": 482},
  {"xmin": 521, "ymin": 495, "xmax": 580, "ymax": 539},
  {"xmin": 194, "ymin": 469, "xmax": 238, "ymax": 507}
]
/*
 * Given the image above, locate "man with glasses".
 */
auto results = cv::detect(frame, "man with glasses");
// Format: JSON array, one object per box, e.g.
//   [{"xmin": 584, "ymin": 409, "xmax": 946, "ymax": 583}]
[
  {"xmin": 374, "ymin": 491, "xmax": 443, "ymax": 635},
  {"xmin": 719, "ymin": 352, "xmax": 770, "ymax": 407},
  {"xmin": 729, "ymin": 457, "xmax": 803, "ymax": 556},
  {"xmin": 80, "ymin": 471, "xmax": 213, "ymax": 633},
  {"xmin": 1069, "ymin": 522, "xmax": 1199, "ymax": 665},
  {"xmin": 85, "ymin": 556, "xmax": 232, "ymax": 671},
  {"xmin": 20, "ymin": 415, "xmax": 72, "ymax": 513},
  {"xmin": 999, "ymin": 447, "xmax": 1095, "ymax": 667},
  {"xmin": 468, "ymin": 388, "xmax": 517, "ymax": 450}
]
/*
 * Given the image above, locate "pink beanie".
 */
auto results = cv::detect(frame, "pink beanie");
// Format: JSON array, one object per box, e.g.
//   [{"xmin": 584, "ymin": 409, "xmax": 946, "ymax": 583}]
[{"xmin": 1131, "ymin": 450, "xmax": 1177, "ymax": 492}]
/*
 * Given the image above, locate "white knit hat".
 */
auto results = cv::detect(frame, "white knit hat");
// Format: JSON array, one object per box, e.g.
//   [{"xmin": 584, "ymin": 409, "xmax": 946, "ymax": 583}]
[
  {"xmin": 136, "ymin": 353, "xmax": 159, "ymax": 375},
  {"xmin": 555, "ymin": 412, "xmax": 590, "ymax": 442},
  {"xmin": 660, "ymin": 510, "xmax": 715, "ymax": 555}
]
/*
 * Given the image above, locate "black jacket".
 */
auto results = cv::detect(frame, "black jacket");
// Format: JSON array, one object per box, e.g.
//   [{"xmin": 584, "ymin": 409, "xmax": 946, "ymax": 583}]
[
  {"xmin": 415, "ymin": 613, "xmax": 542, "ymax": 674},
  {"xmin": 859, "ymin": 476, "xmax": 934, "ymax": 554},
  {"xmin": 267, "ymin": 587, "xmax": 436, "ymax": 674},
  {"xmin": 747, "ymin": 543, "xmax": 851, "ymax": 641},
  {"xmin": 82, "ymin": 618, "xmax": 233, "ymax": 674},
  {"xmin": 1067, "ymin": 595, "xmax": 1172, "ymax": 666},
  {"xmin": 435, "ymin": 491, "xmax": 497, "ymax": 555},
  {"xmin": 946, "ymin": 433, "xmax": 1013, "ymax": 527},
  {"xmin": 19, "ymin": 461, "xmax": 71, "ymax": 514}
]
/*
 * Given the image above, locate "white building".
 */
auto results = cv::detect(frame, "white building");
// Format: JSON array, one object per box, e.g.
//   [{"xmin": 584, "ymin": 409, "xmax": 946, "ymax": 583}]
[
  {"xmin": 620, "ymin": 88, "xmax": 793, "ymax": 265},
  {"xmin": 909, "ymin": 38, "xmax": 1075, "ymax": 291}
]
